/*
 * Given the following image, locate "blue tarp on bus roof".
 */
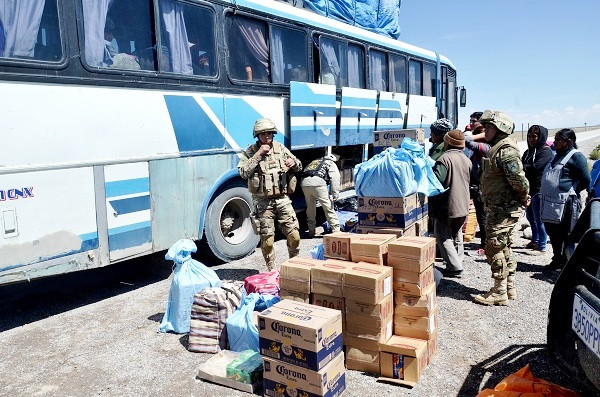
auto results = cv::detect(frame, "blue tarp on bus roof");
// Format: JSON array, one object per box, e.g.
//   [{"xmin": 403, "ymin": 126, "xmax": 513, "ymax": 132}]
[{"xmin": 302, "ymin": 0, "xmax": 402, "ymax": 39}]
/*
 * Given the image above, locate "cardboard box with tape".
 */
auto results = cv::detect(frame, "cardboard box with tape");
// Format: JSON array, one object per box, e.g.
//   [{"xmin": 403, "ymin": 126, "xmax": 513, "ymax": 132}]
[
  {"xmin": 394, "ymin": 283, "xmax": 437, "ymax": 317},
  {"xmin": 379, "ymin": 335, "xmax": 428, "ymax": 387},
  {"xmin": 346, "ymin": 346, "xmax": 380, "ymax": 374},
  {"xmin": 349, "ymin": 233, "xmax": 396, "ymax": 265},
  {"xmin": 311, "ymin": 259, "xmax": 353, "ymax": 297},
  {"xmin": 323, "ymin": 232, "xmax": 355, "ymax": 261},
  {"xmin": 388, "ymin": 236, "xmax": 436, "ymax": 272},
  {"xmin": 357, "ymin": 194, "xmax": 418, "ymax": 229},
  {"xmin": 343, "ymin": 262, "xmax": 392, "ymax": 304},
  {"xmin": 279, "ymin": 257, "xmax": 322, "ymax": 294}
]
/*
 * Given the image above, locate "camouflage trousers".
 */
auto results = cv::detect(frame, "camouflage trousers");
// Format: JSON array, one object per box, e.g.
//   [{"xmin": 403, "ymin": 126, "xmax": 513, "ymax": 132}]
[
  {"xmin": 484, "ymin": 207, "xmax": 521, "ymax": 280},
  {"xmin": 254, "ymin": 195, "xmax": 300, "ymax": 268}
]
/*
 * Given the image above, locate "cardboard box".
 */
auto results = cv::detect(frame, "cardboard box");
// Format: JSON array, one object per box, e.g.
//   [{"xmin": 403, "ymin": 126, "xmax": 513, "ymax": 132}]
[
  {"xmin": 355, "ymin": 225, "xmax": 408, "ymax": 238},
  {"xmin": 350, "ymin": 233, "xmax": 396, "ymax": 265},
  {"xmin": 263, "ymin": 353, "xmax": 346, "ymax": 397},
  {"xmin": 311, "ymin": 260, "xmax": 353, "ymax": 297},
  {"xmin": 346, "ymin": 346, "xmax": 380, "ymax": 374},
  {"xmin": 427, "ymin": 330, "xmax": 438, "ymax": 365},
  {"xmin": 393, "ymin": 309, "xmax": 438, "ymax": 340},
  {"xmin": 279, "ymin": 289, "xmax": 310, "ymax": 303},
  {"xmin": 393, "ymin": 277, "xmax": 435, "ymax": 296},
  {"xmin": 311, "ymin": 294, "xmax": 345, "ymax": 324},
  {"xmin": 358, "ymin": 211, "xmax": 416, "ymax": 229},
  {"xmin": 392, "ymin": 263, "xmax": 434, "ymax": 286},
  {"xmin": 388, "ymin": 236, "xmax": 436, "ymax": 272},
  {"xmin": 373, "ymin": 129, "xmax": 425, "ymax": 149},
  {"xmin": 345, "ymin": 316, "xmax": 393, "ymax": 347},
  {"xmin": 415, "ymin": 216, "xmax": 429, "ymax": 236},
  {"xmin": 343, "ymin": 262, "xmax": 392, "ymax": 304},
  {"xmin": 323, "ymin": 232, "xmax": 355, "ymax": 261},
  {"xmin": 394, "ymin": 283, "xmax": 436, "ymax": 317},
  {"xmin": 345, "ymin": 293, "xmax": 393, "ymax": 327},
  {"xmin": 379, "ymin": 335, "xmax": 428, "ymax": 387},
  {"xmin": 258, "ymin": 301, "xmax": 343, "ymax": 371},
  {"xmin": 279, "ymin": 257, "xmax": 322, "ymax": 293}
]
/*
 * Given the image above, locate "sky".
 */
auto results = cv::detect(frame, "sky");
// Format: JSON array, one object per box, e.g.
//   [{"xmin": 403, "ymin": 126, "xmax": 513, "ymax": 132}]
[{"xmin": 398, "ymin": 0, "xmax": 600, "ymax": 131}]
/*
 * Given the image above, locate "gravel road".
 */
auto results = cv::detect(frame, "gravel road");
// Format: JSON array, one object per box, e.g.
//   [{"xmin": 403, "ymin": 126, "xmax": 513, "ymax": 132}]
[{"xmin": 1, "ymin": 130, "xmax": 598, "ymax": 397}]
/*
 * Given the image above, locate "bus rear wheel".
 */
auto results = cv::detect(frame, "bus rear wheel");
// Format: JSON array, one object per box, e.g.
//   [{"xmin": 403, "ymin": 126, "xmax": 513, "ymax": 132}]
[{"xmin": 204, "ymin": 183, "xmax": 259, "ymax": 262}]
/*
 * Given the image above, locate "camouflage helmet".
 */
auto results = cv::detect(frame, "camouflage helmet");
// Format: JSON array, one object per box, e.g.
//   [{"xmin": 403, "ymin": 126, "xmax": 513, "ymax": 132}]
[
  {"xmin": 253, "ymin": 117, "xmax": 277, "ymax": 137},
  {"xmin": 480, "ymin": 110, "xmax": 514, "ymax": 135}
]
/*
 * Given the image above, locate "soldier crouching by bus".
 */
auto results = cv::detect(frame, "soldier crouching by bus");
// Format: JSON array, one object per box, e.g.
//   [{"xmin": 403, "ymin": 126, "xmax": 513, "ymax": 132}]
[{"xmin": 238, "ymin": 118, "xmax": 302, "ymax": 271}]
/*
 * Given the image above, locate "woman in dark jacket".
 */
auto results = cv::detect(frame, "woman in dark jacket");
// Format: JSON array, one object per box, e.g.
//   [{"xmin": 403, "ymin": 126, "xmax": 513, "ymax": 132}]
[
  {"xmin": 540, "ymin": 129, "xmax": 591, "ymax": 269},
  {"xmin": 522, "ymin": 125, "xmax": 553, "ymax": 252}
]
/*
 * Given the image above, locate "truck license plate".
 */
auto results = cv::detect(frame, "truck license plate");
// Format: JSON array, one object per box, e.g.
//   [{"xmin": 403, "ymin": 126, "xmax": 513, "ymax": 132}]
[{"xmin": 572, "ymin": 293, "xmax": 600, "ymax": 360}]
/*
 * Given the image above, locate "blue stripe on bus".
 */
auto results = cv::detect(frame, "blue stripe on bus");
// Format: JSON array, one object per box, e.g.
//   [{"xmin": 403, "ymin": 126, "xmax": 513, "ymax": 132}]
[
  {"xmin": 341, "ymin": 97, "xmax": 376, "ymax": 108},
  {"xmin": 290, "ymin": 83, "xmax": 336, "ymax": 104},
  {"xmin": 105, "ymin": 178, "xmax": 149, "ymax": 198},
  {"xmin": 378, "ymin": 99, "xmax": 403, "ymax": 108},
  {"xmin": 289, "ymin": 105, "xmax": 336, "ymax": 118},
  {"xmin": 109, "ymin": 195, "xmax": 151, "ymax": 215},
  {"xmin": 108, "ymin": 221, "xmax": 152, "ymax": 251},
  {"xmin": 223, "ymin": 97, "xmax": 284, "ymax": 146},
  {"xmin": 164, "ymin": 95, "xmax": 229, "ymax": 152},
  {"xmin": 376, "ymin": 110, "xmax": 403, "ymax": 119},
  {"xmin": 341, "ymin": 108, "xmax": 376, "ymax": 118}
]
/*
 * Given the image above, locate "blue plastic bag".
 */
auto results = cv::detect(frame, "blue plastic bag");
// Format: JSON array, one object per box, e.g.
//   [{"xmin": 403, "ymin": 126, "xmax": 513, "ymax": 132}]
[
  {"xmin": 354, "ymin": 139, "xmax": 445, "ymax": 197},
  {"xmin": 158, "ymin": 239, "xmax": 221, "ymax": 334},
  {"xmin": 310, "ymin": 243, "xmax": 325, "ymax": 260},
  {"xmin": 226, "ymin": 293, "xmax": 280, "ymax": 352}
]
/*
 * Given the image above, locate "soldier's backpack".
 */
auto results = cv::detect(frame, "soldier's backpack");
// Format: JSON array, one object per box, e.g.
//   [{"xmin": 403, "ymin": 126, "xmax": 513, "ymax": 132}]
[{"xmin": 188, "ymin": 281, "xmax": 245, "ymax": 353}]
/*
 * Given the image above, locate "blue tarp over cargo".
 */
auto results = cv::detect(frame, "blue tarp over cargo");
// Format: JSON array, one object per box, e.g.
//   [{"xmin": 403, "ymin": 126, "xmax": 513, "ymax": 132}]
[
  {"xmin": 354, "ymin": 138, "xmax": 445, "ymax": 197},
  {"xmin": 302, "ymin": 0, "xmax": 402, "ymax": 39}
]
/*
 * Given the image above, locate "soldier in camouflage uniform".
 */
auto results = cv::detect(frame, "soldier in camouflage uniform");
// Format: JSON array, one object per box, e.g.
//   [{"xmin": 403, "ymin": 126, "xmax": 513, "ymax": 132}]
[
  {"xmin": 238, "ymin": 118, "xmax": 302, "ymax": 271},
  {"xmin": 474, "ymin": 110, "xmax": 531, "ymax": 306}
]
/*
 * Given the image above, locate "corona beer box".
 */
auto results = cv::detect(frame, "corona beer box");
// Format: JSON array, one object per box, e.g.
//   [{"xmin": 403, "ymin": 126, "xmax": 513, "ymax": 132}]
[
  {"xmin": 312, "ymin": 260, "xmax": 353, "ymax": 297},
  {"xmin": 349, "ymin": 234, "xmax": 396, "ymax": 265},
  {"xmin": 373, "ymin": 129, "xmax": 425, "ymax": 153},
  {"xmin": 387, "ymin": 236, "xmax": 436, "ymax": 272},
  {"xmin": 343, "ymin": 262, "xmax": 392, "ymax": 304},
  {"xmin": 263, "ymin": 353, "xmax": 346, "ymax": 397},
  {"xmin": 357, "ymin": 195, "xmax": 417, "ymax": 229},
  {"xmin": 258, "ymin": 301, "xmax": 343, "ymax": 371},
  {"xmin": 280, "ymin": 257, "xmax": 322, "ymax": 294},
  {"xmin": 279, "ymin": 288, "xmax": 310, "ymax": 303},
  {"xmin": 346, "ymin": 346, "xmax": 380, "ymax": 374},
  {"xmin": 323, "ymin": 232, "xmax": 355, "ymax": 261},
  {"xmin": 394, "ymin": 283, "xmax": 436, "ymax": 317},
  {"xmin": 379, "ymin": 335, "xmax": 428, "ymax": 387}
]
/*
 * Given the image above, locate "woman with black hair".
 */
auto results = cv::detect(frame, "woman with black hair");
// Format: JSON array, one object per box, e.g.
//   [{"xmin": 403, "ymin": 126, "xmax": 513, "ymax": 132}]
[{"xmin": 539, "ymin": 128, "xmax": 591, "ymax": 269}]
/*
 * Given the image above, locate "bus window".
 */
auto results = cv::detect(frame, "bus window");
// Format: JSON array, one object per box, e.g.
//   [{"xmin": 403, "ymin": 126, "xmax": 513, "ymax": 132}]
[
  {"xmin": 0, "ymin": 0, "xmax": 62, "ymax": 62},
  {"xmin": 347, "ymin": 44, "xmax": 364, "ymax": 88},
  {"xmin": 271, "ymin": 25, "xmax": 307, "ymax": 84},
  {"xmin": 82, "ymin": 0, "xmax": 154, "ymax": 71},
  {"xmin": 226, "ymin": 15, "xmax": 270, "ymax": 82},
  {"xmin": 158, "ymin": 0, "xmax": 216, "ymax": 76},
  {"xmin": 390, "ymin": 53, "xmax": 406, "ymax": 93},
  {"xmin": 317, "ymin": 36, "xmax": 364, "ymax": 89},
  {"xmin": 423, "ymin": 62, "xmax": 436, "ymax": 97},
  {"xmin": 369, "ymin": 49, "xmax": 388, "ymax": 91},
  {"xmin": 409, "ymin": 59, "xmax": 422, "ymax": 95}
]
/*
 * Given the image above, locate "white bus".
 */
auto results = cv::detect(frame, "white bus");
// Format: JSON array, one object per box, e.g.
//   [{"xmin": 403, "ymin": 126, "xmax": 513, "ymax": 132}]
[{"xmin": 0, "ymin": 0, "xmax": 463, "ymax": 285}]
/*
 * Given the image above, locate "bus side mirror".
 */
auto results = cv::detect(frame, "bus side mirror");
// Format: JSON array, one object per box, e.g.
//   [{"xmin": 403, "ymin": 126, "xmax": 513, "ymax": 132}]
[{"xmin": 459, "ymin": 87, "xmax": 467, "ymax": 107}]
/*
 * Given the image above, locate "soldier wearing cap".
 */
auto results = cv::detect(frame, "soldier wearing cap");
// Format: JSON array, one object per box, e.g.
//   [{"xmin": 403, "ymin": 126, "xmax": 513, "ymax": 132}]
[
  {"xmin": 474, "ymin": 110, "xmax": 530, "ymax": 306},
  {"xmin": 238, "ymin": 118, "xmax": 302, "ymax": 271}
]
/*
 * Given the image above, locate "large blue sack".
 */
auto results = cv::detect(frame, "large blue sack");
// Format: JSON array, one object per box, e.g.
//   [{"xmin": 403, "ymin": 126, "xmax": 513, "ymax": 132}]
[
  {"xmin": 158, "ymin": 239, "xmax": 221, "ymax": 334},
  {"xmin": 226, "ymin": 293, "xmax": 280, "ymax": 352},
  {"xmin": 354, "ymin": 139, "xmax": 445, "ymax": 198}
]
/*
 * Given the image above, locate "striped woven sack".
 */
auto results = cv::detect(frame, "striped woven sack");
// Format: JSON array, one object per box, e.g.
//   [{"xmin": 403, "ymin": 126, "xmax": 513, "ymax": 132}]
[{"xmin": 188, "ymin": 281, "xmax": 245, "ymax": 353}]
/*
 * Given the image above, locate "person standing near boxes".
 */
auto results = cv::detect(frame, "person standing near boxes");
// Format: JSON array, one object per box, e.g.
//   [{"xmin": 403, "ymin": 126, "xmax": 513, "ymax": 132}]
[
  {"xmin": 301, "ymin": 152, "xmax": 341, "ymax": 237},
  {"xmin": 431, "ymin": 129, "xmax": 472, "ymax": 277},
  {"xmin": 428, "ymin": 118, "xmax": 453, "ymax": 161},
  {"xmin": 474, "ymin": 110, "xmax": 530, "ymax": 306},
  {"xmin": 238, "ymin": 118, "xmax": 302, "ymax": 271}
]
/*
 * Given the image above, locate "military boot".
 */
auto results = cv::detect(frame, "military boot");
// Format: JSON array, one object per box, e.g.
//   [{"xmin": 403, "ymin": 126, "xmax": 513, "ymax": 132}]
[
  {"xmin": 266, "ymin": 260, "xmax": 276, "ymax": 272},
  {"xmin": 507, "ymin": 274, "xmax": 517, "ymax": 300},
  {"xmin": 474, "ymin": 278, "xmax": 509, "ymax": 306}
]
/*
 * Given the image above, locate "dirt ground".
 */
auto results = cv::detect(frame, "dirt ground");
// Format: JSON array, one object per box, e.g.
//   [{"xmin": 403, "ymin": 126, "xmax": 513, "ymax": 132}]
[{"xmin": 1, "ymin": 130, "xmax": 598, "ymax": 397}]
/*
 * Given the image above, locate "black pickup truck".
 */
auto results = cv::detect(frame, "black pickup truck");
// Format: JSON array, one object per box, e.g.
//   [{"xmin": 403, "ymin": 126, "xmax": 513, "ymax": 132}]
[{"xmin": 547, "ymin": 198, "xmax": 600, "ymax": 393}]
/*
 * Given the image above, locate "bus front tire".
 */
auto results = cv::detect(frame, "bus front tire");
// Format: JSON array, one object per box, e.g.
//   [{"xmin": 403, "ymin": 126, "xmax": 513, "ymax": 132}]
[{"xmin": 204, "ymin": 183, "xmax": 259, "ymax": 262}]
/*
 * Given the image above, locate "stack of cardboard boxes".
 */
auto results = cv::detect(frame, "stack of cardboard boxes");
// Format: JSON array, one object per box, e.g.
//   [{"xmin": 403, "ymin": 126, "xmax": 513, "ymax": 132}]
[
  {"xmin": 258, "ymin": 300, "xmax": 346, "ymax": 397},
  {"xmin": 279, "ymin": 257, "xmax": 323, "ymax": 303}
]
